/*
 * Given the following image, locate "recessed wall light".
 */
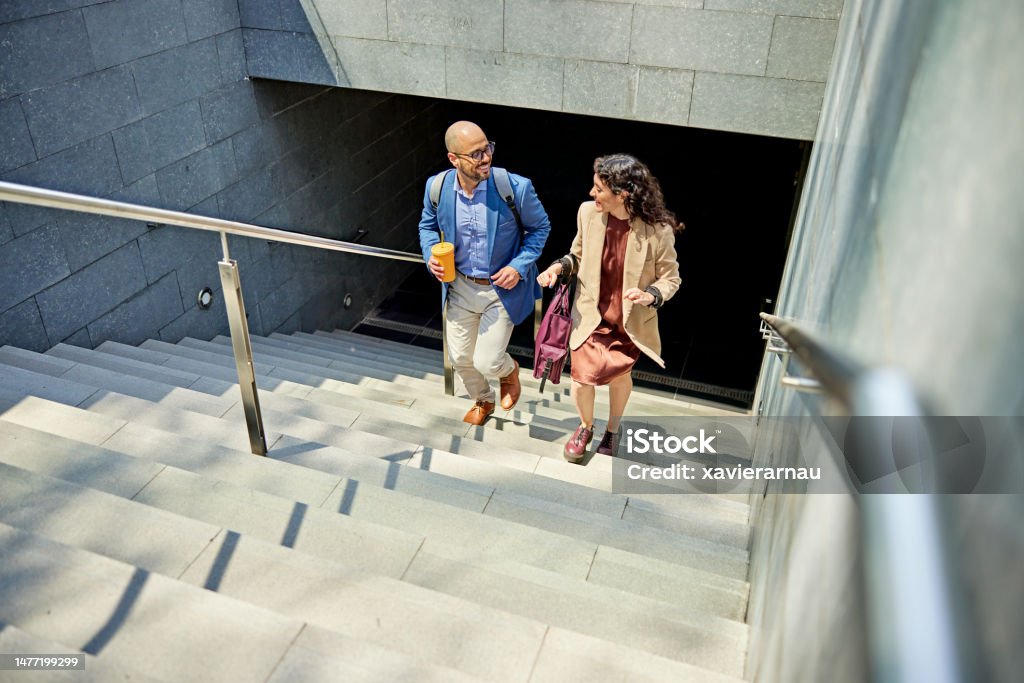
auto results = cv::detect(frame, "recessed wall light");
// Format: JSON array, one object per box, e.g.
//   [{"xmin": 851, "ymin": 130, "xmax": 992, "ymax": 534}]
[{"xmin": 197, "ymin": 287, "xmax": 214, "ymax": 310}]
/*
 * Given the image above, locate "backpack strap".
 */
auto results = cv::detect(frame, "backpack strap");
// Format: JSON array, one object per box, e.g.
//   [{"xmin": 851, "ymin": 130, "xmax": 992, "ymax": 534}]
[
  {"xmin": 429, "ymin": 169, "xmax": 452, "ymax": 242},
  {"xmin": 431, "ymin": 167, "xmax": 524, "ymax": 241},
  {"xmin": 491, "ymin": 167, "xmax": 523, "ymax": 234},
  {"xmin": 429, "ymin": 169, "xmax": 451, "ymax": 211}
]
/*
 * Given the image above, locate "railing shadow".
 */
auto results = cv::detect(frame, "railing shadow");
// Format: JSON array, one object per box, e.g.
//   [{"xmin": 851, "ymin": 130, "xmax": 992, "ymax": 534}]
[
  {"xmin": 281, "ymin": 502, "xmax": 307, "ymax": 549},
  {"xmin": 202, "ymin": 530, "xmax": 241, "ymax": 592},
  {"xmin": 81, "ymin": 567, "xmax": 149, "ymax": 656}
]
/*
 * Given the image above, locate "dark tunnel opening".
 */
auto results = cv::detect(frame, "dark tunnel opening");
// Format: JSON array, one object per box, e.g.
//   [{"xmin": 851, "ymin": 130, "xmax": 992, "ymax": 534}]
[{"xmin": 366, "ymin": 98, "xmax": 809, "ymax": 408}]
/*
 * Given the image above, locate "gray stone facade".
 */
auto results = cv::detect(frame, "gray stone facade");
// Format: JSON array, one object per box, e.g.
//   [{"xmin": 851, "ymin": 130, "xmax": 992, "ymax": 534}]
[
  {"xmin": 746, "ymin": 0, "xmax": 1024, "ymax": 680},
  {"xmin": 1, "ymin": 0, "xmax": 448, "ymax": 352},
  {"xmin": 259, "ymin": 0, "xmax": 843, "ymax": 139}
]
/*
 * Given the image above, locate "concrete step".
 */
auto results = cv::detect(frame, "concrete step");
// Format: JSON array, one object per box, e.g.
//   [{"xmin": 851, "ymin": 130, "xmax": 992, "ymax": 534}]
[
  {"xmin": 0, "ymin": 461, "xmax": 540, "ymax": 681},
  {"xmin": 123, "ymin": 362, "xmax": 753, "ymax": 532},
  {"xmin": 0, "ymin": 332, "xmax": 753, "ymax": 681},
  {"xmin": 0, "ymin": 623, "xmax": 163, "ymax": 683},
  {"xmin": 0, "ymin": 432, "xmax": 746, "ymax": 677},
  {"xmin": 0, "ymin": 421, "xmax": 422, "ymax": 577},
  {"xmin": 0, "ymin": 520, "xmax": 304, "ymax": 683},
  {"xmin": 155, "ymin": 334, "xmax": 587, "ymax": 431},
  {"xmin": 36, "ymin": 342, "xmax": 745, "ymax": 491},
  {"xmin": 202, "ymin": 334, "xmax": 735, "ymax": 462},
  {"xmin": 403, "ymin": 551, "xmax": 747, "ymax": 677},
  {"xmin": 314, "ymin": 328, "xmax": 703, "ymax": 415},
  {"xmin": 0, "ymin": 397, "xmax": 748, "ymax": 581},
  {"xmin": 1, "ymin": 345, "xmax": 232, "ymax": 419},
  {"xmin": 294, "ymin": 329, "xmax": 442, "ymax": 371},
  {"xmin": 2, "ymin": 346, "xmax": 748, "ymax": 523},
  {"xmin": 41, "ymin": 409, "xmax": 753, "ymax": 618},
  {"xmin": 267, "ymin": 331, "xmax": 610, "ymax": 429},
  {"xmin": 104, "ymin": 337, "xmax": 585, "ymax": 444},
  {"xmin": 287, "ymin": 330, "xmax": 714, "ymax": 431},
  {"xmin": 45, "ymin": 343, "xmax": 201, "ymax": 389},
  {"xmin": 193, "ymin": 335, "xmax": 753, "ymax": 497},
  {"xmin": 0, "ymin": 518, "xmax": 494, "ymax": 682},
  {"xmin": 530, "ymin": 626, "xmax": 744, "ymax": 683},
  {"xmin": 0, "ymin": 351, "xmax": 100, "ymax": 407},
  {"xmin": 139, "ymin": 337, "xmax": 419, "ymax": 406},
  {"xmin": 327, "ymin": 327, "xmax": 737, "ymax": 415},
  {"xmin": 146, "ymin": 336, "xmax": 750, "ymax": 498},
  {"xmin": 212, "ymin": 332, "xmax": 686, "ymax": 422},
  {"xmin": 269, "ymin": 331, "xmax": 444, "ymax": 379},
  {"xmin": 167, "ymin": 338, "xmax": 624, "ymax": 466},
  {"xmin": 0, "ymin": 476, "xmax": 737, "ymax": 683},
  {"xmin": 189, "ymin": 331, "xmax": 680, "ymax": 440},
  {"xmin": 89, "ymin": 344, "xmax": 649, "ymax": 515}
]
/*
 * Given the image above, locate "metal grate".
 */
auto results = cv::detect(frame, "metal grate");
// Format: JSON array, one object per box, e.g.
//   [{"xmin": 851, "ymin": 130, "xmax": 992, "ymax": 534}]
[{"xmin": 631, "ymin": 371, "xmax": 754, "ymax": 403}]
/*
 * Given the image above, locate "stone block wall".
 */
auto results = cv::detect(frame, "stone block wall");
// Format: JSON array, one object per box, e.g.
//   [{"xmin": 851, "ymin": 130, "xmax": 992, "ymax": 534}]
[
  {"xmin": 1, "ymin": 0, "xmax": 448, "ymax": 352},
  {"xmin": 251, "ymin": 0, "xmax": 842, "ymax": 139}
]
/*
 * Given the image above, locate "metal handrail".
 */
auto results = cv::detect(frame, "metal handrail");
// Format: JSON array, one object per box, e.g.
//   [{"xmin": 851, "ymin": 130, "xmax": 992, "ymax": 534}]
[
  {"xmin": 758, "ymin": 312, "xmax": 980, "ymax": 683},
  {"xmin": 0, "ymin": 180, "xmax": 454, "ymax": 456},
  {"xmin": 0, "ymin": 181, "xmax": 423, "ymax": 263},
  {"xmin": 760, "ymin": 313, "xmax": 858, "ymax": 402}
]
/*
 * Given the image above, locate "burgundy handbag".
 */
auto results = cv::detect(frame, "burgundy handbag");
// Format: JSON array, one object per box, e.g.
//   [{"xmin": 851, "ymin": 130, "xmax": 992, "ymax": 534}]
[{"xmin": 533, "ymin": 282, "xmax": 574, "ymax": 393}]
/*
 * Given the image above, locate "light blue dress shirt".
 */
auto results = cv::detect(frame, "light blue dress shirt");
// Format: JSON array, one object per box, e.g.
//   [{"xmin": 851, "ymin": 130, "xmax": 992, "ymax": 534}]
[{"xmin": 453, "ymin": 181, "xmax": 490, "ymax": 279}]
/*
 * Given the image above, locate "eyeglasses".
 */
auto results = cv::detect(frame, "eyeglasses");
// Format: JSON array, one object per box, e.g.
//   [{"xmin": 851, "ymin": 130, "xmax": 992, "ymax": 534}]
[{"xmin": 452, "ymin": 141, "xmax": 495, "ymax": 162}]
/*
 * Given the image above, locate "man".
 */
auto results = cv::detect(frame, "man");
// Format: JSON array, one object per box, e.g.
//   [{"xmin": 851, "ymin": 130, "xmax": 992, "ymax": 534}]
[{"xmin": 418, "ymin": 121, "xmax": 551, "ymax": 425}]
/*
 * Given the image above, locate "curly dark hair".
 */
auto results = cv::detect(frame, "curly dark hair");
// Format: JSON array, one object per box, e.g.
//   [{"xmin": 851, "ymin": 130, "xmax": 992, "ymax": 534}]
[{"xmin": 594, "ymin": 154, "xmax": 684, "ymax": 231}]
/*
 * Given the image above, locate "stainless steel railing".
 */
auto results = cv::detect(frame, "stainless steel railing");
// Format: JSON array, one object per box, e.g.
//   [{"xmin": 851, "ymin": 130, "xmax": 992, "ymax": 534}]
[
  {"xmin": 0, "ymin": 181, "xmax": 424, "ymax": 263},
  {"xmin": 759, "ymin": 312, "xmax": 981, "ymax": 683},
  {"xmin": 0, "ymin": 180, "xmax": 455, "ymax": 455}
]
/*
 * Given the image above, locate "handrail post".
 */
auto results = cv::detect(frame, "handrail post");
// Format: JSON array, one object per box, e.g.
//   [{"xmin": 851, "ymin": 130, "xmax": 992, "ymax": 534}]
[
  {"xmin": 534, "ymin": 296, "xmax": 542, "ymax": 344},
  {"xmin": 218, "ymin": 245, "xmax": 267, "ymax": 455},
  {"xmin": 441, "ymin": 301, "xmax": 455, "ymax": 396}
]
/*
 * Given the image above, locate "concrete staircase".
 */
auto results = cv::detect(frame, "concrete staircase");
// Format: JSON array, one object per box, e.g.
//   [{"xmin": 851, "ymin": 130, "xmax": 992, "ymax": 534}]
[{"xmin": 0, "ymin": 329, "xmax": 751, "ymax": 682}]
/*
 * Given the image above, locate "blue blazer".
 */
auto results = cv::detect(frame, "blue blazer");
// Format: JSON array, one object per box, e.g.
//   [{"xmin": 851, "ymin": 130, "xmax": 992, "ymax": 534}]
[{"xmin": 418, "ymin": 170, "xmax": 551, "ymax": 325}]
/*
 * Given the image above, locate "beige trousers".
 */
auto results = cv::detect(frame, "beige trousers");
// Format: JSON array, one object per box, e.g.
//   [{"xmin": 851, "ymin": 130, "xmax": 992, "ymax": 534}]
[{"xmin": 445, "ymin": 275, "xmax": 516, "ymax": 403}]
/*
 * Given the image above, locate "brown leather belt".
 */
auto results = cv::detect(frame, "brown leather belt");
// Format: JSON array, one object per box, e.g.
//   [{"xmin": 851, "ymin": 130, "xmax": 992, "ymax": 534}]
[{"xmin": 458, "ymin": 270, "xmax": 491, "ymax": 286}]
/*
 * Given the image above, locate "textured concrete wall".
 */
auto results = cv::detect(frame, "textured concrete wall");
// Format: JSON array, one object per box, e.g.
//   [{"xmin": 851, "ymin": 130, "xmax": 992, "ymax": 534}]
[
  {"xmin": 245, "ymin": 0, "xmax": 841, "ymax": 140},
  {"xmin": 746, "ymin": 0, "xmax": 1024, "ymax": 680},
  {"xmin": 1, "ymin": 0, "xmax": 447, "ymax": 352}
]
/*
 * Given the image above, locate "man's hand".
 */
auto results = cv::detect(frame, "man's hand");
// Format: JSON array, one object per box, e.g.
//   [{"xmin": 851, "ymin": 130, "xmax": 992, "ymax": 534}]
[
  {"xmin": 491, "ymin": 266, "xmax": 521, "ymax": 290},
  {"xmin": 624, "ymin": 287, "xmax": 656, "ymax": 306},
  {"xmin": 427, "ymin": 256, "xmax": 446, "ymax": 281}
]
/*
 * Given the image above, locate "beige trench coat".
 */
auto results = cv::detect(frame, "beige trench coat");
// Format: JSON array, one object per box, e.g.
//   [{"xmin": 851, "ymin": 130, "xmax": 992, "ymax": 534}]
[{"xmin": 564, "ymin": 201, "xmax": 681, "ymax": 368}]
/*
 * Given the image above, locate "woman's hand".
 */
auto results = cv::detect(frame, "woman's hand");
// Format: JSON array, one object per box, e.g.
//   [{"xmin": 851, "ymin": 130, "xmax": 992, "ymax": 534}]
[
  {"xmin": 624, "ymin": 288, "xmax": 656, "ymax": 306},
  {"xmin": 537, "ymin": 263, "xmax": 563, "ymax": 288}
]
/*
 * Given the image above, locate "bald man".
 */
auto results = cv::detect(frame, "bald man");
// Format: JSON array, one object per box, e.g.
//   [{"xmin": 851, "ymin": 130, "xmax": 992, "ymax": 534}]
[{"xmin": 419, "ymin": 121, "xmax": 551, "ymax": 425}]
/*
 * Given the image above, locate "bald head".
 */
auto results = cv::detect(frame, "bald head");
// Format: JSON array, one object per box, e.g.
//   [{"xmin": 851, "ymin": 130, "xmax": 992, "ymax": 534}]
[{"xmin": 445, "ymin": 121, "xmax": 486, "ymax": 154}]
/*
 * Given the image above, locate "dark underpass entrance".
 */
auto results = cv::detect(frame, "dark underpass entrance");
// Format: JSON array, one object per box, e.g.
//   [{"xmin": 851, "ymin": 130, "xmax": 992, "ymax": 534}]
[{"xmin": 360, "ymin": 99, "xmax": 808, "ymax": 408}]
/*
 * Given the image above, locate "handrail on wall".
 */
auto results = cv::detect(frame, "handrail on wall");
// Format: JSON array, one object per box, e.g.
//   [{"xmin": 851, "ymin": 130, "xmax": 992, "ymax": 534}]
[
  {"xmin": 0, "ymin": 180, "xmax": 458, "ymax": 454},
  {"xmin": 758, "ymin": 312, "xmax": 979, "ymax": 683}
]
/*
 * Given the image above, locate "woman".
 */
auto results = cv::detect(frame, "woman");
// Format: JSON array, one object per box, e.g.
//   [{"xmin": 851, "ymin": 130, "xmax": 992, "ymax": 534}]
[{"xmin": 538, "ymin": 154, "xmax": 682, "ymax": 461}]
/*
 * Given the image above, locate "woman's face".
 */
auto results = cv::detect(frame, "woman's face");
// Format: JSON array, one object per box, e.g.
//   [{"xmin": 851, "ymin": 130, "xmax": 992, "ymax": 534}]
[{"xmin": 590, "ymin": 174, "xmax": 626, "ymax": 215}]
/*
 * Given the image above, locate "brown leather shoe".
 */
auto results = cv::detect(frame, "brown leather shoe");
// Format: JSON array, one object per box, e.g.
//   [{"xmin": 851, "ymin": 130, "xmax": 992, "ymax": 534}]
[
  {"xmin": 563, "ymin": 424, "xmax": 594, "ymax": 463},
  {"xmin": 499, "ymin": 359, "xmax": 521, "ymax": 411},
  {"xmin": 463, "ymin": 400, "xmax": 495, "ymax": 425}
]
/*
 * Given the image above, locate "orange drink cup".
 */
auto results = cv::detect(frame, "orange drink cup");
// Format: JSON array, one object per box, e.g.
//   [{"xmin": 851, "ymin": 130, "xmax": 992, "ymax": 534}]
[{"xmin": 432, "ymin": 242, "xmax": 455, "ymax": 282}]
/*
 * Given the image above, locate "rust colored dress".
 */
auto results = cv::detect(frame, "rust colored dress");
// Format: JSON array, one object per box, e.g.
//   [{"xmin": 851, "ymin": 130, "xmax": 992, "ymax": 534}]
[{"xmin": 570, "ymin": 215, "xmax": 641, "ymax": 386}]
